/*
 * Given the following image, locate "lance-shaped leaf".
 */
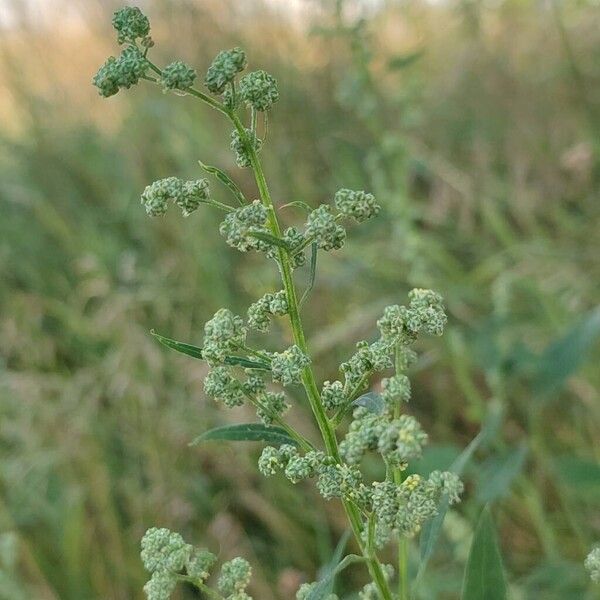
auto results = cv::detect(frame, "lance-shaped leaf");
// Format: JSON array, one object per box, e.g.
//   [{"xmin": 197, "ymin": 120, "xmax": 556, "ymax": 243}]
[
  {"xmin": 150, "ymin": 330, "xmax": 270, "ymax": 370},
  {"xmin": 462, "ymin": 506, "xmax": 507, "ymax": 600},
  {"xmin": 307, "ymin": 553, "xmax": 365, "ymax": 600},
  {"xmin": 199, "ymin": 160, "xmax": 247, "ymax": 206},
  {"xmin": 191, "ymin": 423, "xmax": 297, "ymax": 446}
]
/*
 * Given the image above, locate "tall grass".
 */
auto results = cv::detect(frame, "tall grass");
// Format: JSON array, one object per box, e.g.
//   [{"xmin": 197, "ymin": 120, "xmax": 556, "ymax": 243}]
[{"xmin": 0, "ymin": 0, "xmax": 598, "ymax": 598}]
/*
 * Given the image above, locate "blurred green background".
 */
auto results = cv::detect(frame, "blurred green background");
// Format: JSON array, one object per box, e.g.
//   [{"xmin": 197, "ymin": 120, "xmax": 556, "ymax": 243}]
[{"xmin": 0, "ymin": 0, "xmax": 599, "ymax": 598}]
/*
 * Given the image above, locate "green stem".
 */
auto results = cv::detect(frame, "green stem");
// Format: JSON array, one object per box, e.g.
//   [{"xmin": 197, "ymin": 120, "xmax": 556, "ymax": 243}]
[
  {"xmin": 227, "ymin": 111, "xmax": 393, "ymax": 600},
  {"xmin": 394, "ymin": 344, "xmax": 409, "ymax": 600}
]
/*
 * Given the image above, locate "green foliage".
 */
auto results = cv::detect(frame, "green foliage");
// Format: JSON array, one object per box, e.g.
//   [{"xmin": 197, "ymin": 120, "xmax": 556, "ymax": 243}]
[
  {"xmin": 461, "ymin": 507, "xmax": 507, "ymax": 600},
  {"xmin": 1, "ymin": 0, "xmax": 599, "ymax": 598}
]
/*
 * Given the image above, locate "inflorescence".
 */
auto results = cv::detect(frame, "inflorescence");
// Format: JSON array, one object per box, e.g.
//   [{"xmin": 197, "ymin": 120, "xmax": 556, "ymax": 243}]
[
  {"xmin": 95, "ymin": 7, "xmax": 465, "ymax": 599},
  {"xmin": 140, "ymin": 528, "xmax": 253, "ymax": 600},
  {"xmin": 586, "ymin": 546, "xmax": 600, "ymax": 583}
]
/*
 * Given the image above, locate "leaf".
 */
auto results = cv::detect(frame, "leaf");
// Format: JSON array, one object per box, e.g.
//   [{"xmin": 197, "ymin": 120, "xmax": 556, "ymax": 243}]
[
  {"xmin": 415, "ymin": 401, "xmax": 503, "ymax": 590},
  {"xmin": 300, "ymin": 242, "xmax": 318, "ymax": 307},
  {"xmin": 476, "ymin": 443, "xmax": 528, "ymax": 503},
  {"xmin": 387, "ymin": 49, "xmax": 424, "ymax": 70},
  {"xmin": 247, "ymin": 230, "xmax": 291, "ymax": 250},
  {"xmin": 150, "ymin": 330, "xmax": 270, "ymax": 370},
  {"xmin": 198, "ymin": 160, "xmax": 247, "ymax": 206},
  {"xmin": 532, "ymin": 308, "xmax": 600, "ymax": 395},
  {"xmin": 353, "ymin": 392, "xmax": 385, "ymax": 415},
  {"xmin": 314, "ymin": 530, "xmax": 351, "ymax": 597},
  {"xmin": 554, "ymin": 455, "xmax": 600, "ymax": 492},
  {"xmin": 191, "ymin": 424, "xmax": 297, "ymax": 447},
  {"xmin": 280, "ymin": 200, "xmax": 313, "ymax": 212},
  {"xmin": 306, "ymin": 554, "xmax": 365, "ymax": 600},
  {"xmin": 462, "ymin": 506, "xmax": 507, "ymax": 600}
]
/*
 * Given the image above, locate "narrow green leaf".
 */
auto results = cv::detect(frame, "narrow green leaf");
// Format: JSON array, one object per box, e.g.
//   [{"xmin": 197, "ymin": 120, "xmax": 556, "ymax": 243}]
[
  {"xmin": 199, "ymin": 160, "xmax": 247, "ymax": 206},
  {"xmin": 191, "ymin": 424, "xmax": 297, "ymax": 447},
  {"xmin": 307, "ymin": 554, "xmax": 365, "ymax": 600},
  {"xmin": 476, "ymin": 443, "xmax": 528, "ymax": 503},
  {"xmin": 151, "ymin": 329, "xmax": 203, "ymax": 359},
  {"xmin": 315, "ymin": 530, "xmax": 351, "ymax": 597},
  {"xmin": 280, "ymin": 200, "xmax": 313, "ymax": 212},
  {"xmin": 300, "ymin": 242, "xmax": 318, "ymax": 307},
  {"xmin": 462, "ymin": 506, "xmax": 507, "ymax": 600},
  {"xmin": 150, "ymin": 330, "xmax": 270, "ymax": 370},
  {"xmin": 247, "ymin": 230, "xmax": 291, "ymax": 250},
  {"xmin": 533, "ymin": 308, "xmax": 600, "ymax": 395}
]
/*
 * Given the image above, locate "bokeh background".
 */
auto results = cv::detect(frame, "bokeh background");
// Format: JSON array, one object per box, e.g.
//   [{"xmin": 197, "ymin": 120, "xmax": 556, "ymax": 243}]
[{"xmin": 1, "ymin": 0, "xmax": 599, "ymax": 598}]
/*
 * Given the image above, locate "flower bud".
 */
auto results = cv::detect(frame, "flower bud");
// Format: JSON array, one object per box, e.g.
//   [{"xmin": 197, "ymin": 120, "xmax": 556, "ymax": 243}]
[
  {"xmin": 205, "ymin": 48, "xmax": 247, "ymax": 94},
  {"xmin": 239, "ymin": 70, "xmax": 279, "ymax": 111}
]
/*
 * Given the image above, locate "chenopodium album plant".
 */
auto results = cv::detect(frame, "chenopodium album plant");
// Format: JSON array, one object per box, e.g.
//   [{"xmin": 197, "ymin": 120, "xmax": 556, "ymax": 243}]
[{"xmin": 95, "ymin": 7, "xmax": 465, "ymax": 600}]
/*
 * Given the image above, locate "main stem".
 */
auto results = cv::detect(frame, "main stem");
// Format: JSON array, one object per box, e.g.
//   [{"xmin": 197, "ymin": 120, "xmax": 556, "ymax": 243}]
[{"xmin": 229, "ymin": 112, "xmax": 394, "ymax": 600}]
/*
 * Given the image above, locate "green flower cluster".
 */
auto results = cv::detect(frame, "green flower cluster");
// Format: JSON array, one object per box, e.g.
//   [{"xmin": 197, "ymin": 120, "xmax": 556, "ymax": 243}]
[
  {"xmin": 321, "ymin": 380, "xmax": 345, "ymax": 410},
  {"xmin": 271, "ymin": 345, "xmax": 311, "ymax": 386},
  {"xmin": 381, "ymin": 374, "xmax": 411, "ymax": 404},
  {"xmin": 340, "ymin": 339, "xmax": 394, "ymax": 393},
  {"xmin": 334, "ymin": 188, "xmax": 380, "ymax": 222},
  {"xmin": 204, "ymin": 48, "xmax": 247, "ymax": 94},
  {"xmin": 202, "ymin": 308, "xmax": 247, "ymax": 365},
  {"xmin": 203, "ymin": 366, "xmax": 288, "ymax": 425},
  {"xmin": 140, "ymin": 528, "xmax": 216, "ymax": 600},
  {"xmin": 339, "ymin": 408, "xmax": 427, "ymax": 467},
  {"xmin": 371, "ymin": 472, "xmax": 462, "ymax": 544},
  {"xmin": 140, "ymin": 528, "xmax": 254, "ymax": 600},
  {"xmin": 378, "ymin": 289, "xmax": 447, "ymax": 342},
  {"xmin": 247, "ymin": 291, "xmax": 289, "ymax": 332},
  {"xmin": 219, "ymin": 200, "xmax": 269, "ymax": 253},
  {"xmin": 239, "ymin": 70, "xmax": 280, "ymax": 111},
  {"xmin": 358, "ymin": 564, "xmax": 394, "ymax": 599},
  {"xmin": 218, "ymin": 557, "xmax": 253, "ymax": 599},
  {"xmin": 140, "ymin": 177, "xmax": 211, "ymax": 217},
  {"xmin": 273, "ymin": 227, "xmax": 307, "ymax": 269},
  {"xmin": 304, "ymin": 205, "xmax": 346, "ymax": 251},
  {"xmin": 297, "ymin": 583, "xmax": 338, "ymax": 600},
  {"xmin": 161, "ymin": 61, "xmax": 196, "ymax": 91},
  {"xmin": 586, "ymin": 546, "xmax": 600, "ymax": 583},
  {"xmin": 230, "ymin": 129, "xmax": 262, "ymax": 168},
  {"xmin": 93, "ymin": 46, "xmax": 148, "ymax": 98},
  {"xmin": 204, "ymin": 367, "xmax": 245, "ymax": 407},
  {"xmin": 112, "ymin": 6, "xmax": 151, "ymax": 46}
]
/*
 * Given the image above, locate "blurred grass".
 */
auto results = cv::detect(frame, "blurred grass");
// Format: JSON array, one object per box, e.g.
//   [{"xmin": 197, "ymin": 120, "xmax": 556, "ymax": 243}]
[{"xmin": 0, "ymin": 0, "xmax": 599, "ymax": 598}]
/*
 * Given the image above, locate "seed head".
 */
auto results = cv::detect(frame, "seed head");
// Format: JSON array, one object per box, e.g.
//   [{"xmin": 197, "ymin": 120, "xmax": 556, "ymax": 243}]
[
  {"xmin": 305, "ymin": 205, "xmax": 346, "ymax": 251},
  {"xmin": 334, "ymin": 188, "xmax": 380, "ymax": 222},
  {"xmin": 271, "ymin": 345, "xmax": 311, "ymax": 386},
  {"xmin": 218, "ymin": 557, "xmax": 252, "ymax": 595},
  {"xmin": 93, "ymin": 46, "xmax": 148, "ymax": 98},
  {"xmin": 381, "ymin": 374, "xmax": 411, "ymax": 405},
  {"xmin": 205, "ymin": 48, "xmax": 247, "ymax": 94},
  {"xmin": 204, "ymin": 367, "xmax": 245, "ymax": 407},
  {"xmin": 112, "ymin": 6, "xmax": 151, "ymax": 45},
  {"xmin": 321, "ymin": 380, "xmax": 345, "ymax": 410},
  {"xmin": 202, "ymin": 308, "xmax": 247, "ymax": 365},
  {"xmin": 239, "ymin": 70, "xmax": 279, "ymax": 111},
  {"xmin": 230, "ymin": 129, "xmax": 262, "ymax": 168},
  {"xmin": 220, "ymin": 200, "xmax": 269, "ymax": 252},
  {"xmin": 140, "ymin": 177, "xmax": 210, "ymax": 217},
  {"xmin": 140, "ymin": 527, "xmax": 193, "ymax": 574},
  {"xmin": 297, "ymin": 583, "xmax": 338, "ymax": 600},
  {"xmin": 585, "ymin": 546, "xmax": 600, "ymax": 583},
  {"xmin": 143, "ymin": 571, "xmax": 177, "ymax": 600},
  {"xmin": 161, "ymin": 61, "xmax": 197, "ymax": 92}
]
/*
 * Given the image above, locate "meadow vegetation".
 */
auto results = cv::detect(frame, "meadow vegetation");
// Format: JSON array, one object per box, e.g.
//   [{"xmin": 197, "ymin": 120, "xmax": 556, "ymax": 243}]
[{"xmin": 0, "ymin": 1, "xmax": 598, "ymax": 598}]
